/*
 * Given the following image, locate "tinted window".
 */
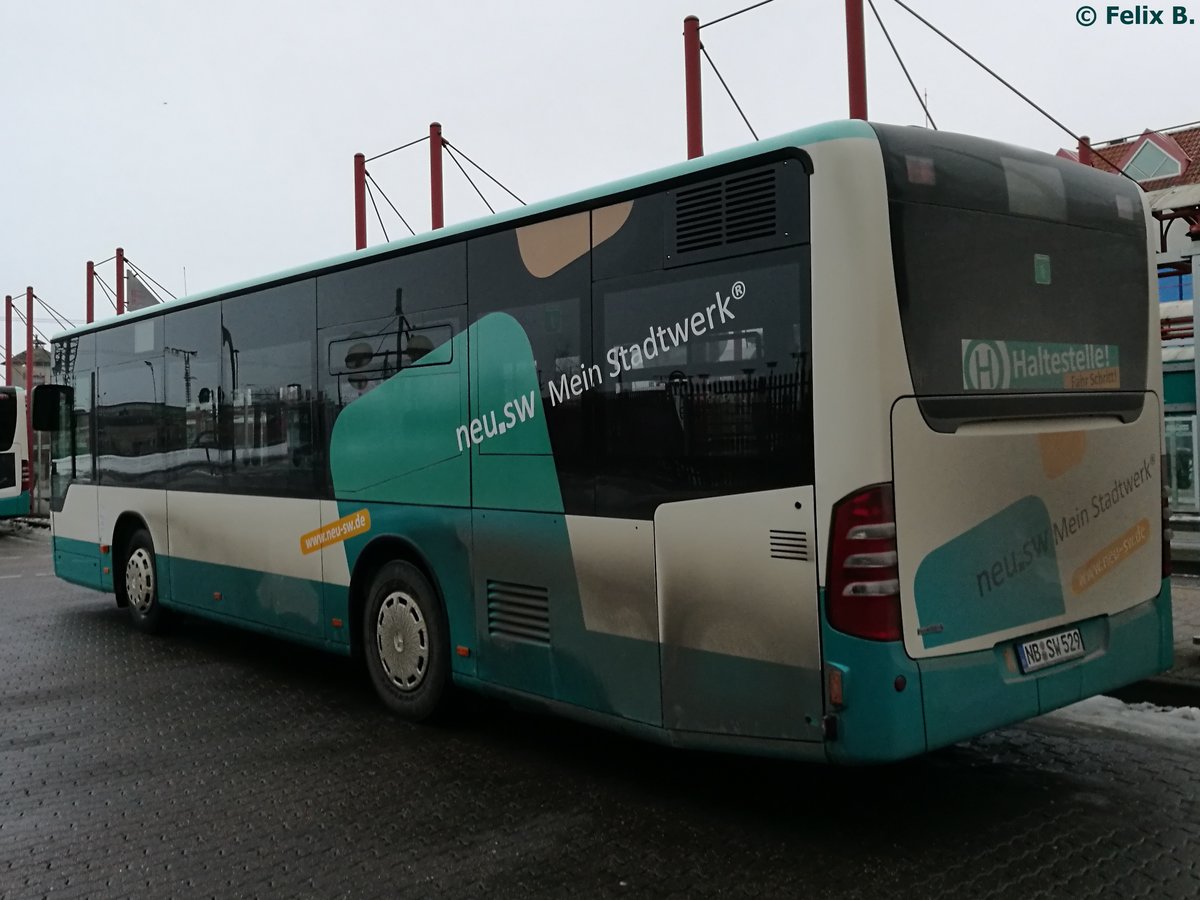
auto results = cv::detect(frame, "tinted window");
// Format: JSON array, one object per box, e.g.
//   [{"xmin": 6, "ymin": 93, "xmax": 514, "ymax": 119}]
[
  {"xmin": 469, "ymin": 223, "xmax": 591, "ymax": 509},
  {"xmin": 0, "ymin": 389, "xmax": 14, "ymax": 450},
  {"xmin": 163, "ymin": 302, "xmax": 227, "ymax": 490},
  {"xmin": 221, "ymin": 281, "xmax": 318, "ymax": 497},
  {"xmin": 594, "ymin": 250, "xmax": 811, "ymax": 518},
  {"xmin": 49, "ymin": 334, "xmax": 96, "ymax": 506},
  {"xmin": 873, "ymin": 124, "xmax": 1150, "ymax": 400},
  {"xmin": 96, "ymin": 322, "xmax": 165, "ymax": 486},
  {"xmin": 317, "ymin": 243, "xmax": 466, "ymax": 328},
  {"xmin": 317, "ymin": 251, "xmax": 466, "ymax": 495}
]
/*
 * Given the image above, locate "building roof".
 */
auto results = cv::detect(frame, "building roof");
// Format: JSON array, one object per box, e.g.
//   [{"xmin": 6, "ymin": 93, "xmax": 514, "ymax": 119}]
[
  {"xmin": 1085, "ymin": 122, "xmax": 1200, "ymax": 190},
  {"xmin": 9, "ymin": 342, "xmax": 51, "ymax": 367}
]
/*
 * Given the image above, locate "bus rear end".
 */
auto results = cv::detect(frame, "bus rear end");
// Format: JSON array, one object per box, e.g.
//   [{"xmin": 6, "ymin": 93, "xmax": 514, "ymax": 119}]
[
  {"xmin": 822, "ymin": 126, "xmax": 1171, "ymax": 762},
  {"xmin": 0, "ymin": 388, "xmax": 31, "ymax": 518}
]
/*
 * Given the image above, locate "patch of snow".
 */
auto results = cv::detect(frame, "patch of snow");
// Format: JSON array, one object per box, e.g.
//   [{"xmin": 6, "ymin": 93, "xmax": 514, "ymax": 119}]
[{"xmin": 1042, "ymin": 695, "xmax": 1200, "ymax": 743}]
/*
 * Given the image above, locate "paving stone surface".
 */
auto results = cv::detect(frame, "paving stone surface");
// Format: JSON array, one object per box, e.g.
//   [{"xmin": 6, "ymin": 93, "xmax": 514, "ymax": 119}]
[{"xmin": 1, "ymin": 524, "xmax": 1198, "ymax": 899}]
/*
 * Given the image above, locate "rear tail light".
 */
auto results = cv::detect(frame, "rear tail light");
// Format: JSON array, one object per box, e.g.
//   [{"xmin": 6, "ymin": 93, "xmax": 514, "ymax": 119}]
[
  {"xmin": 20, "ymin": 460, "xmax": 31, "ymax": 492},
  {"xmin": 827, "ymin": 483, "xmax": 902, "ymax": 641},
  {"xmin": 1162, "ymin": 455, "xmax": 1172, "ymax": 579}
]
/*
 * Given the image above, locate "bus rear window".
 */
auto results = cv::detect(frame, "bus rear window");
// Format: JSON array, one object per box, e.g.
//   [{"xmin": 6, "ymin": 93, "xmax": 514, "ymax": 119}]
[
  {"xmin": 0, "ymin": 390, "xmax": 16, "ymax": 450},
  {"xmin": 873, "ymin": 124, "xmax": 1149, "ymax": 398}
]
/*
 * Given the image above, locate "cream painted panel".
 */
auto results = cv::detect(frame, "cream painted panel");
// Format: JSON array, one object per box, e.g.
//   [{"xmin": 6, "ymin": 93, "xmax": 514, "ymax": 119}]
[
  {"xmin": 53, "ymin": 484, "xmax": 100, "ymax": 543},
  {"xmin": 565, "ymin": 515, "xmax": 657, "ymax": 641},
  {"xmin": 319, "ymin": 500, "xmax": 352, "ymax": 588},
  {"xmin": 165, "ymin": 491, "xmax": 322, "ymax": 582},
  {"xmin": 655, "ymin": 486, "xmax": 818, "ymax": 667},
  {"xmin": 806, "ymin": 137, "xmax": 913, "ymax": 585},
  {"xmin": 893, "ymin": 396, "xmax": 1162, "ymax": 659},
  {"xmin": 97, "ymin": 487, "xmax": 168, "ymax": 557}
]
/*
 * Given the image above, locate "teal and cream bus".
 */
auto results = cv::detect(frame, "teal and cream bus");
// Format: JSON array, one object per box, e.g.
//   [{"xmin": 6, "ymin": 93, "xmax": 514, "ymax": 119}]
[
  {"xmin": 1, "ymin": 387, "xmax": 31, "ymax": 518},
  {"xmin": 35, "ymin": 120, "xmax": 1172, "ymax": 763}
]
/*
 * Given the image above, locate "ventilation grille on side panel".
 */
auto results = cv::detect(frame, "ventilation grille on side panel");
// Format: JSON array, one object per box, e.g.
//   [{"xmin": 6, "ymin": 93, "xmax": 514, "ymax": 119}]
[
  {"xmin": 769, "ymin": 529, "xmax": 810, "ymax": 561},
  {"xmin": 487, "ymin": 580, "xmax": 550, "ymax": 644},
  {"xmin": 674, "ymin": 168, "xmax": 778, "ymax": 254}
]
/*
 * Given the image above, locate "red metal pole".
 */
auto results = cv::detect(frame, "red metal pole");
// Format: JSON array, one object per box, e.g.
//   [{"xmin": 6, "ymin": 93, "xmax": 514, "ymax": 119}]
[
  {"xmin": 845, "ymin": 0, "xmax": 868, "ymax": 120},
  {"xmin": 115, "ymin": 247, "xmax": 125, "ymax": 315},
  {"xmin": 24, "ymin": 287, "xmax": 33, "ymax": 445},
  {"xmin": 684, "ymin": 16, "xmax": 703, "ymax": 159},
  {"xmin": 1078, "ymin": 135, "xmax": 1093, "ymax": 168},
  {"xmin": 353, "ymin": 153, "xmax": 367, "ymax": 250},
  {"xmin": 430, "ymin": 122, "xmax": 444, "ymax": 230},
  {"xmin": 4, "ymin": 295, "xmax": 11, "ymax": 386},
  {"xmin": 86, "ymin": 260, "xmax": 95, "ymax": 324}
]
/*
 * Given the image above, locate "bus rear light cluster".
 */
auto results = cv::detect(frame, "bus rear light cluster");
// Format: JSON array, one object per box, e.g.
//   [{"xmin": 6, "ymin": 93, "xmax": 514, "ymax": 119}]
[
  {"xmin": 827, "ymin": 483, "xmax": 902, "ymax": 642},
  {"xmin": 20, "ymin": 460, "xmax": 31, "ymax": 492}
]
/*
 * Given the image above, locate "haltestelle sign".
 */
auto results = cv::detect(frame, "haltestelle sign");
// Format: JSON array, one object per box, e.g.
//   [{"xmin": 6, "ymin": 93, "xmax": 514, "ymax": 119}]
[{"xmin": 961, "ymin": 339, "xmax": 1120, "ymax": 391}]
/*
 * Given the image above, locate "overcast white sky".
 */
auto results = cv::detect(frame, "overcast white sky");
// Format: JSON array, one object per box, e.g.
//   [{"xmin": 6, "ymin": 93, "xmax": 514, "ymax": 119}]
[{"xmin": 1, "ymin": 0, "xmax": 1195, "ymax": 356}]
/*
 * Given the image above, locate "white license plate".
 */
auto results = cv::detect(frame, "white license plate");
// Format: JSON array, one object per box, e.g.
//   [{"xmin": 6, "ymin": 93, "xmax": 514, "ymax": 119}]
[{"xmin": 1017, "ymin": 628, "xmax": 1085, "ymax": 673}]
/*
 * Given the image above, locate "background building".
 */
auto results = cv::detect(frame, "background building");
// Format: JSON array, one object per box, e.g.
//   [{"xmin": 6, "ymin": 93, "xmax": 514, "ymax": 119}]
[{"xmin": 1063, "ymin": 122, "xmax": 1200, "ymax": 551}]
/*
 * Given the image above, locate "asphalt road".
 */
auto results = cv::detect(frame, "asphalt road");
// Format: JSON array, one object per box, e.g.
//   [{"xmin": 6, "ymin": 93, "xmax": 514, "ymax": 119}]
[{"xmin": 1, "ymin": 522, "xmax": 1198, "ymax": 899}]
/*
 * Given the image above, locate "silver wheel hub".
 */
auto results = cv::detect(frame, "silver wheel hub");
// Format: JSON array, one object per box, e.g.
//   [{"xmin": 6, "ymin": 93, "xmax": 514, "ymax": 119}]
[
  {"xmin": 126, "ymin": 548, "xmax": 155, "ymax": 614},
  {"xmin": 376, "ymin": 591, "xmax": 428, "ymax": 691}
]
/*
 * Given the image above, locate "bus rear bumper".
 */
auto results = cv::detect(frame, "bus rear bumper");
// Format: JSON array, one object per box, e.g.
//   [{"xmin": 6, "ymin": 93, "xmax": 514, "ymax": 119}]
[{"xmin": 822, "ymin": 580, "xmax": 1173, "ymax": 764}]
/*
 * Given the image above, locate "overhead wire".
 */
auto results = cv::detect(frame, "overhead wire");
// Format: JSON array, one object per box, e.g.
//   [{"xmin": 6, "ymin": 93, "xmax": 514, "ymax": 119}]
[
  {"xmin": 440, "ymin": 140, "xmax": 526, "ymax": 206},
  {"xmin": 867, "ymin": 0, "xmax": 936, "ymax": 129},
  {"xmin": 890, "ymin": 0, "xmax": 1135, "ymax": 181},
  {"xmin": 699, "ymin": 0, "xmax": 777, "ymax": 29},
  {"xmin": 364, "ymin": 177, "xmax": 390, "ymax": 243},
  {"xmin": 365, "ymin": 135, "xmax": 429, "ymax": 164},
  {"xmin": 444, "ymin": 143, "xmax": 495, "ymax": 215},
  {"xmin": 125, "ymin": 259, "xmax": 177, "ymax": 301},
  {"xmin": 93, "ymin": 274, "xmax": 119, "ymax": 311},
  {"xmin": 10, "ymin": 304, "xmax": 52, "ymax": 346},
  {"xmin": 33, "ymin": 295, "xmax": 74, "ymax": 331},
  {"xmin": 700, "ymin": 45, "xmax": 758, "ymax": 141},
  {"xmin": 364, "ymin": 171, "xmax": 416, "ymax": 236}
]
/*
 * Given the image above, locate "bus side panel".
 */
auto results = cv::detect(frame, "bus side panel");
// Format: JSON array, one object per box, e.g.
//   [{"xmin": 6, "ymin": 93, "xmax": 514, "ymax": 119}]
[
  {"xmin": 51, "ymin": 483, "xmax": 102, "ymax": 590},
  {"xmin": 655, "ymin": 486, "xmax": 823, "ymax": 741},
  {"xmin": 328, "ymin": 320, "xmax": 476, "ymax": 671},
  {"xmin": 335, "ymin": 501, "xmax": 475, "ymax": 676},
  {"xmin": 806, "ymin": 137, "xmax": 915, "ymax": 589},
  {"xmin": 96, "ymin": 487, "xmax": 168, "ymax": 597},
  {"xmin": 164, "ymin": 492, "xmax": 322, "ymax": 640}
]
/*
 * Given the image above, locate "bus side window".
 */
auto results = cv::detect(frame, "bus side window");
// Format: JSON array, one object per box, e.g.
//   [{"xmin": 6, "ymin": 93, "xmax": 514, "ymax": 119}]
[
  {"xmin": 593, "ymin": 252, "xmax": 813, "ymax": 518},
  {"xmin": 220, "ymin": 280, "xmax": 318, "ymax": 499}
]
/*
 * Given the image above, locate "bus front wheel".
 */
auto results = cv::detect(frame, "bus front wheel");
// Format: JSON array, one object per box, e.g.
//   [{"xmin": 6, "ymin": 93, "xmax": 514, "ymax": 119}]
[
  {"xmin": 363, "ymin": 560, "xmax": 449, "ymax": 721},
  {"xmin": 120, "ymin": 529, "xmax": 165, "ymax": 634}
]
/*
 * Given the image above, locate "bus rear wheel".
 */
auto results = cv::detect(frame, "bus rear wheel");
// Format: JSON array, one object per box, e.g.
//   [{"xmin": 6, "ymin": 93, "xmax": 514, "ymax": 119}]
[
  {"xmin": 363, "ymin": 560, "xmax": 449, "ymax": 721},
  {"xmin": 120, "ymin": 529, "xmax": 165, "ymax": 634}
]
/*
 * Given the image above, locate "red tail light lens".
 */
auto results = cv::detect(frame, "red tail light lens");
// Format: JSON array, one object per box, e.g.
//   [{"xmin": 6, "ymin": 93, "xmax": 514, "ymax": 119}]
[
  {"xmin": 827, "ymin": 483, "xmax": 902, "ymax": 641},
  {"xmin": 20, "ymin": 460, "xmax": 31, "ymax": 492}
]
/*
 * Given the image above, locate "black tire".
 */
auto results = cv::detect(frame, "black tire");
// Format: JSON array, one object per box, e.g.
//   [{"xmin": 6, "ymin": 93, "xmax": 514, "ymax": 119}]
[
  {"xmin": 363, "ymin": 560, "xmax": 449, "ymax": 721},
  {"xmin": 119, "ymin": 528, "xmax": 166, "ymax": 633}
]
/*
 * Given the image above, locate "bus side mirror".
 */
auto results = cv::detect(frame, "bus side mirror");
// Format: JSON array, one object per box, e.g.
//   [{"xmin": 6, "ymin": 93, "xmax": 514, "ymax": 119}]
[{"xmin": 32, "ymin": 384, "xmax": 72, "ymax": 432}]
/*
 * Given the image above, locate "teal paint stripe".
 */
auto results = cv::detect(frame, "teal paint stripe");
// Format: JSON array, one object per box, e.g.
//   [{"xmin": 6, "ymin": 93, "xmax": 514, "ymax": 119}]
[
  {"xmin": 166, "ymin": 555, "xmax": 330, "ymax": 644},
  {"xmin": 818, "ymin": 590, "xmax": 927, "ymax": 764},
  {"xmin": 0, "ymin": 491, "xmax": 30, "ymax": 517},
  {"xmin": 820, "ymin": 580, "xmax": 1172, "ymax": 762},
  {"xmin": 51, "ymin": 120, "xmax": 874, "ymax": 341},
  {"xmin": 52, "ymin": 535, "xmax": 105, "ymax": 591}
]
